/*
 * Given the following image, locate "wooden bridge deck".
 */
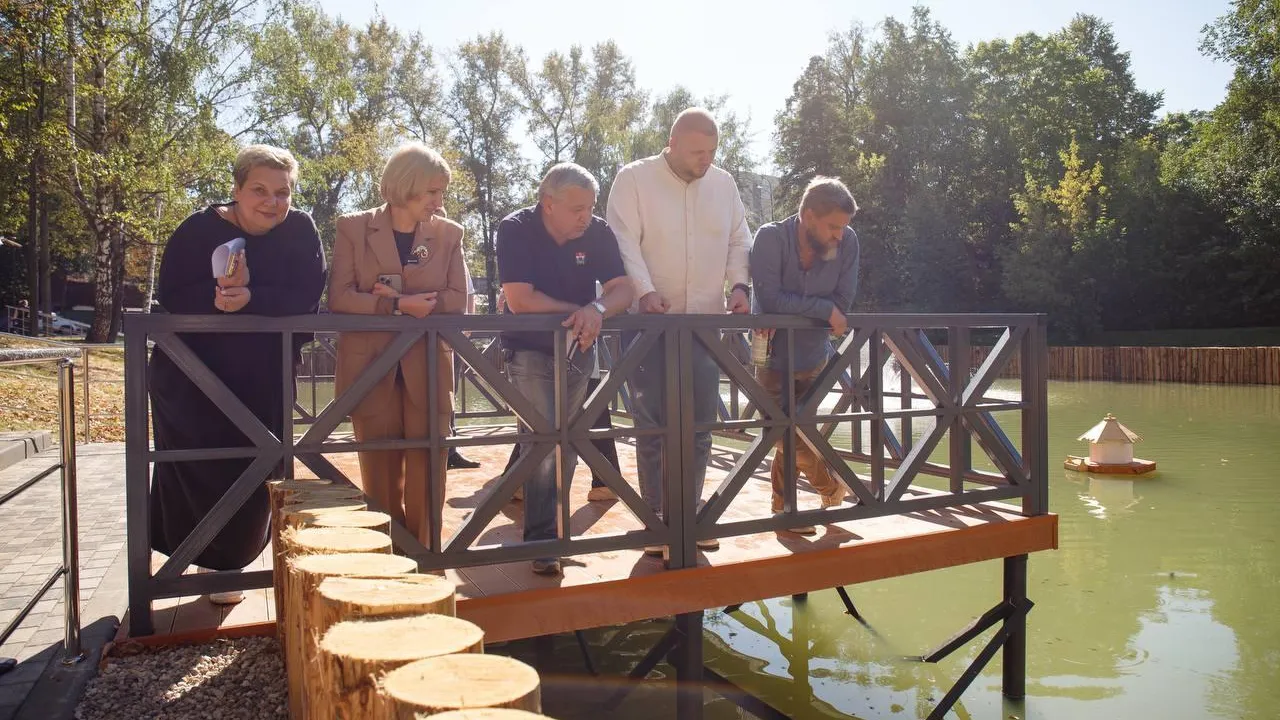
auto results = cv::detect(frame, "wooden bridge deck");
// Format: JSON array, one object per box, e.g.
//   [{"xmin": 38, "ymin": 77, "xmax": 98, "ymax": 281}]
[{"xmin": 120, "ymin": 433, "xmax": 1057, "ymax": 644}]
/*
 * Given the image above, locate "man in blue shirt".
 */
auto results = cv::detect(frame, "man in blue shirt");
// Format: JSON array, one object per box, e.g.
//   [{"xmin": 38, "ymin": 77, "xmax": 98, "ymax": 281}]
[
  {"xmin": 750, "ymin": 176, "xmax": 860, "ymax": 534},
  {"xmin": 498, "ymin": 162, "xmax": 634, "ymax": 575}
]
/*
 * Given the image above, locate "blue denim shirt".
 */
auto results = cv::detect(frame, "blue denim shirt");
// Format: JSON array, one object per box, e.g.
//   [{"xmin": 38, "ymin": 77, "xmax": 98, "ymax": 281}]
[{"xmin": 749, "ymin": 215, "xmax": 860, "ymax": 373}]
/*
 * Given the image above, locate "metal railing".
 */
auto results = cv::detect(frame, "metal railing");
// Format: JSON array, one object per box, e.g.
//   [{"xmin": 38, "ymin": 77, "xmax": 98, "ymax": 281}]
[
  {"xmin": 0, "ymin": 347, "xmax": 83, "ymax": 664},
  {"xmin": 122, "ymin": 311, "xmax": 1048, "ymax": 636}
]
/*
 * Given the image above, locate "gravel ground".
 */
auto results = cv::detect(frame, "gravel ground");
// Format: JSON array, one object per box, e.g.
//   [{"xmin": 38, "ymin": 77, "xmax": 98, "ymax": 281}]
[{"xmin": 75, "ymin": 637, "xmax": 287, "ymax": 720}]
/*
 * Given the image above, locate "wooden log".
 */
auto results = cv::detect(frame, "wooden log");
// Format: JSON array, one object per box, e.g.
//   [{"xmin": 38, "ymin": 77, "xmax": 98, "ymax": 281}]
[
  {"xmin": 269, "ymin": 480, "xmax": 335, "ymax": 600},
  {"xmin": 381, "ymin": 655, "xmax": 541, "ymax": 718},
  {"xmin": 317, "ymin": 614, "xmax": 484, "ymax": 719},
  {"xmin": 281, "ymin": 528, "xmax": 393, "ymax": 719},
  {"xmin": 273, "ymin": 498, "xmax": 370, "ymax": 644},
  {"xmin": 422, "ymin": 711, "xmax": 552, "ymax": 720},
  {"xmin": 307, "ymin": 574, "xmax": 457, "ymax": 716},
  {"xmin": 284, "ymin": 552, "xmax": 418, "ymax": 720}
]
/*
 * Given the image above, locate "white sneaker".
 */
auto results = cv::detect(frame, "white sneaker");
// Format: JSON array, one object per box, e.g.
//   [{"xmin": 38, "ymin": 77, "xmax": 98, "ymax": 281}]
[
  {"xmin": 197, "ymin": 567, "xmax": 245, "ymax": 605},
  {"xmin": 209, "ymin": 589, "xmax": 245, "ymax": 605}
]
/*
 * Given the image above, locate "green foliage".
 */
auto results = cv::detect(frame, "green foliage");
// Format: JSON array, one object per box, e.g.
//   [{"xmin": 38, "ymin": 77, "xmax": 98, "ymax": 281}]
[{"xmin": 3, "ymin": 0, "xmax": 1276, "ymax": 339}]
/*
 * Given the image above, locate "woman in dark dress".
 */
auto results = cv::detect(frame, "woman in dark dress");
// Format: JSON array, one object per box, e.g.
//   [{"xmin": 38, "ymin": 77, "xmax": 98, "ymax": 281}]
[{"xmin": 149, "ymin": 144, "xmax": 326, "ymax": 604}]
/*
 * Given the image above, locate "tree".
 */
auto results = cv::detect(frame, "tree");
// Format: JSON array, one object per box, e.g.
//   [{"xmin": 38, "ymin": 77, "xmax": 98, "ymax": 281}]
[
  {"xmin": 444, "ymin": 32, "xmax": 529, "ymax": 311},
  {"xmin": 63, "ymin": 0, "xmax": 255, "ymax": 341},
  {"xmin": 1175, "ymin": 0, "xmax": 1280, "ymax": 324},
  {"xmin": 516, "ymin": 41, "xmax": 646, "ymax": 211},
  {"xmin": 249, "ymin": 6, "xmax": 407, "ymax": 244},
  {"xmin": 1002, "ymin": 137, "xmax": 1117, "ymax": 340}
]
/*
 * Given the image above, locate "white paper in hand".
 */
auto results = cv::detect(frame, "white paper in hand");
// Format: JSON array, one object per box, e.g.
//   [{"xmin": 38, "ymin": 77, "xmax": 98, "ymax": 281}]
[{"xmin": 212, "ymin": 237, "xmax": 246, "ymax": 279}]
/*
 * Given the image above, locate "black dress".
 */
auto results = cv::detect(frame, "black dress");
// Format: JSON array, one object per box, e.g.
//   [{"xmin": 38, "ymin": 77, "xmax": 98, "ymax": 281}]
[{"xmin": 148, "ymin": 204, "xmax": 326, "ymax": 570}]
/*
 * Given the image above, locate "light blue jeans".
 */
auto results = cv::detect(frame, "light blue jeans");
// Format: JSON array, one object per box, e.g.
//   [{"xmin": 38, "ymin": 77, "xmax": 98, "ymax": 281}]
[{"xmin": 505, "ymin": 348, "xmax": 592, "ymax": 543}]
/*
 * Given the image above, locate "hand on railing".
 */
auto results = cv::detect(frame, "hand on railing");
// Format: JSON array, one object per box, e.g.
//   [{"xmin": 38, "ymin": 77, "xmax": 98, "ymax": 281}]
[{"xmin": 828, "ymin": 306, "xmax": 848, "ymax": 337}]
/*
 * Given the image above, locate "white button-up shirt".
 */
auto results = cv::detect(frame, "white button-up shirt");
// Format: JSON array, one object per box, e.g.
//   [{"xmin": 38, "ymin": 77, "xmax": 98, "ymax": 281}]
[{"xmin": 606, "ymin": 152, "xmax": 752, "ymax": 314}]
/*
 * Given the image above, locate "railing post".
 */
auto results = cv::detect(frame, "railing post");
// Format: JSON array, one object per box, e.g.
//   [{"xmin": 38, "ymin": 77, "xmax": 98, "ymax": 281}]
[
  {"xmin": 1020, "ymin": 316, "xmax": 1049, "ymax": 515},
  {"xmin": 670, "ymin": 328, "xmax": 696, "ymax": 570},
  {"xmin": 82, "ymin": 347, "xmax": 91, "ymax": 444},
  {"xmin": 948, "ymin": 327, "xmax": 971, "ymax": 494},
  {"xmin": 673, "ymin": 611, "xmax": 705, "ymax": 720},
  {"xmin": 1002, "ymin": 553, "xmax": 1028, "ymax": 699},
  {"xmin": 57, "ymin": 359, "xmax": 83, "ymax": 663},
  {"xmin": 868, "ymin": 330, "xmax": 884, "ymax": 499},
  {"xmin": 124, "ymin": 319, "xmax": 155, "ymax": 636}
]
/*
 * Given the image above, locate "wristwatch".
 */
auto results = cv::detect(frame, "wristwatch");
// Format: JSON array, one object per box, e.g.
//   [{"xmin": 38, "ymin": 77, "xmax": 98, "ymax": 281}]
[
  {"xmin": 392, "ymin": 297, "xmax": 402, "ymax": 316},
  {"xmin": 590, "ymin": 300, "xmax": 607, "ymax": 316}
]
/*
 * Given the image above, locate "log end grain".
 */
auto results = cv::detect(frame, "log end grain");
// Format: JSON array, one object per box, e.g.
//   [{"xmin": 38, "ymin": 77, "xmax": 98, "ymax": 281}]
[
  {"xmin": 306, "ymin": 510, "xmax": 392, "ymax": 530},
  {"xmin": 421, "ymin": 710, "xmax": 552, "ymax": 720},
  {"xmin": 290, "ymin": 552, "xmax": 418, "ymax": 578},
  {"xmin": 320, "ymin": 615, "xmax": 483, "ymax": 663},
  {"xmin": 317, "ymin": 575, "xmax": 457, "ymax": 617},
  {"xmin": 284, "ymin": 526, "xmax": 391, "ymax": 555},
  {"xmin": 381, "ymin": 655, "xmax": 540, "ymax": 717}
]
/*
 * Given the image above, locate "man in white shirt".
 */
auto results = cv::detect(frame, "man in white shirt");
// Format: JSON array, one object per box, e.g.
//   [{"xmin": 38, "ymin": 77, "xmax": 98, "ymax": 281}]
[{"xmin": 606, "ymin": 107, "xmax": 752, "ymax": 555}]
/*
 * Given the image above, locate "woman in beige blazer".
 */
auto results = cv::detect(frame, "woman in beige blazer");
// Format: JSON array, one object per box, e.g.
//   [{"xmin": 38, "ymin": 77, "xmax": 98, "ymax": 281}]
[{"xmin": 328, "ymin": 142, "xmax": 467, "ymax": 544}]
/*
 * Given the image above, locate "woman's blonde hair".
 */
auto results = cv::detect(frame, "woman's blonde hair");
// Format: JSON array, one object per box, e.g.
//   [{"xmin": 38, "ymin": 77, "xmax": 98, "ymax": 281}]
[
  {"xmin": 380, "ymin": 142, "xmax": 452, "ymax": 206},
  {"xmin": 232, "ymin": 144, "xmax": 299, "ymax": 188}
]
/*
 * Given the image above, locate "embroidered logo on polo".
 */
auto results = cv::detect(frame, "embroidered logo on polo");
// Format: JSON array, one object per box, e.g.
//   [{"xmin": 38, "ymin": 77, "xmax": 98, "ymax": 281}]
[{"xmin": 575, "ymin": 251, "xmax": 587, "ymax": 266}]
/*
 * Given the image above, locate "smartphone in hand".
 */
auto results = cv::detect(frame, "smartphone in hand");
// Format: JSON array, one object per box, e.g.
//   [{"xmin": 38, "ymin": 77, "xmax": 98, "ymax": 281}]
[{"xmin": 377, "ymin": 274, "xmax": 404, "ymax": 293}]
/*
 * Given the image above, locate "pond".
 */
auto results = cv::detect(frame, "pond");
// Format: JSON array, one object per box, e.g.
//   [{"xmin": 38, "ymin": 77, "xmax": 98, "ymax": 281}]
[{"xmin": 508, "ymin": 379, "xmax": 1280, "ymax": 720}]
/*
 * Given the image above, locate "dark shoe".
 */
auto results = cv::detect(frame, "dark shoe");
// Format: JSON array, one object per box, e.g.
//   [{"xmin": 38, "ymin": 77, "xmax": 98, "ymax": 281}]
[
  {"xmin": 531, "ymin": 558, "xmax": 562, "ymax": 575},
  {"xmin": 448, "ymin": 450, "xmax": 481, "ymax": 469}
]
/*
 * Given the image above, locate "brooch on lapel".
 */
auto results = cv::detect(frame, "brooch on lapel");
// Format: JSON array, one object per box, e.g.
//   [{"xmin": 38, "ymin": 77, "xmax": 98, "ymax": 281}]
[
  {"xmin": 575, "ymin": 251, "xmax": 587, "ymax": 266},
  {"xmin": 412, "ymin": 245, "xmax": 430, "ymax": 261}
]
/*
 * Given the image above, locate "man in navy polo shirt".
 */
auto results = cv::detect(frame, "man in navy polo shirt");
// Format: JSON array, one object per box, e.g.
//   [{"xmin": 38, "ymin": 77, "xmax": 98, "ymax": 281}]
[{"xmin": 498, "ymin": 162, "xmax": 634, "ymax": 575}]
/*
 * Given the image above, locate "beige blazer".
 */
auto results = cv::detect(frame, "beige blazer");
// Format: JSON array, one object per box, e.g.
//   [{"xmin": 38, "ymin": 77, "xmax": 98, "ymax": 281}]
[{"xmin": 328, "ymin": 205, "xmax": 467, "ymax": 419}]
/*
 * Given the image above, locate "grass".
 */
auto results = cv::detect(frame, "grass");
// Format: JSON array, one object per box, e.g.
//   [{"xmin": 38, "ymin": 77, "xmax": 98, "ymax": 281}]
[{"xmin": 0, "ymin": 335, "xmax": 126, "ymax": 442}]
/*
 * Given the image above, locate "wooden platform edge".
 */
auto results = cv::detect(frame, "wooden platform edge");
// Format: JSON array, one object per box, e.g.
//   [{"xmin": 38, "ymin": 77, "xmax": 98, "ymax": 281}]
[
  {"xmin": 459, "ymin": 513, "xmax": 1059, "ymax": 643},
  {"xmin": 102, "ymin": 621, "xmax": 277, "ymax": 669}
]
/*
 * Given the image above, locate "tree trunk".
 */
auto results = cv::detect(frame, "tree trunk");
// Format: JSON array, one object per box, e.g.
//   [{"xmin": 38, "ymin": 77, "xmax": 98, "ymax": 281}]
[
  {"xmin": 87, "ymin": 219, "xmax": 115, "ymax": 343},
  {"xmin": 38, "ymin": 193, "xmax": 51, "ymax": 321},
  {"xmin": 86, "ymin": 50, "xmax": 115, "ymax": 344}
]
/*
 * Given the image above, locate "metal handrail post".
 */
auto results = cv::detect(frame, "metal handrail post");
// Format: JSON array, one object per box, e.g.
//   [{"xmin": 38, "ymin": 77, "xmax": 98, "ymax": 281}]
[
  {"xmin": 82, "ymin": 347, "xmax": 91, "ymax": 443},
  {"xmin": 58, "ymin": 359, "xmax": 84, "ymax": 663}
]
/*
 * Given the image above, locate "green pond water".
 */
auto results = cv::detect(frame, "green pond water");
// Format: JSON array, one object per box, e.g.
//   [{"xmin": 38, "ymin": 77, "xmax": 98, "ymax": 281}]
[{"xmin": 496, "ymin": 379, "xmax": 1280, "ymax": 720}]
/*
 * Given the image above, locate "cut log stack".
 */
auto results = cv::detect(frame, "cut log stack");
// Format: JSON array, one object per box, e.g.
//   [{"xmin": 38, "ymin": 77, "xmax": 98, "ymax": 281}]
[
  {"xmin": 271, "ymin": 485, "xmax": 549, "ymax": 720},
  {"xmin": 268, "ymin": 478, "xmax": 367, "ymax": 638}
]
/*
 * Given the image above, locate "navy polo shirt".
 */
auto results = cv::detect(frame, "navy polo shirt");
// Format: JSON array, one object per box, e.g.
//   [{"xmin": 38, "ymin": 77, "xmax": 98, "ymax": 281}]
[{"xmin": 497, "ymin": 204, "xmax": 627, "ymax": 354}]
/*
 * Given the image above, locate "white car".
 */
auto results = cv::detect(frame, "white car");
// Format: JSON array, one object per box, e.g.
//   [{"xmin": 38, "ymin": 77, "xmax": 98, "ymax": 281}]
[{"xmin": 40, "ymin": 313, "xmax": 90, "ymax": 336}]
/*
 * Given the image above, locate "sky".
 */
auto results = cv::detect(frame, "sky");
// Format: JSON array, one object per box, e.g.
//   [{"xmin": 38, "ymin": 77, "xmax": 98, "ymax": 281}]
[{"xmin": 317, "ymin": 0, "xmax": 1236, "ymax": 169}]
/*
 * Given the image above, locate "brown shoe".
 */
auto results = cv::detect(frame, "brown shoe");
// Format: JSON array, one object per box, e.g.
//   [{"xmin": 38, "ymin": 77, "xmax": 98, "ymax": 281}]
[
  {"xmin": 822, "ymin": 487, "xmax": 848, "ymax": 508},
  {"xmin": 696, "ymin": 538, "xmax": 720, "ymax": 551},
  {"xmin": 587, "ymin": 486, "xmax": 617, "ymax": 501}
]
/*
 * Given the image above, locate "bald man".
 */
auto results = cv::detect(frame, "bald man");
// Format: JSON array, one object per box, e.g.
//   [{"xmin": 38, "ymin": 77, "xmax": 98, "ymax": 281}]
[{"xmin": 607, "ymin": 107, "xmax": 752, "ymax": 556}]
